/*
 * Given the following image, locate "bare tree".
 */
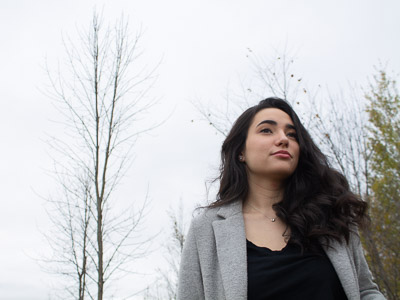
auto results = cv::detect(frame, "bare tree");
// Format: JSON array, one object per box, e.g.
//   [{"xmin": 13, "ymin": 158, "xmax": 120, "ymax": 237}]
[
  {"xmin": 307, "ymin": 88, "xmax": 371, "ymax": 195},
  {"xmin": 43, "ymin": 11, "xmax": 157, "ymax": 300},
  {"xmin": 194, "ymin": 47, "xmax": 308, "ymax": 137},
  {"xmin": 143, "ymin": 202, "xmax": 187, "ymax": 300}
]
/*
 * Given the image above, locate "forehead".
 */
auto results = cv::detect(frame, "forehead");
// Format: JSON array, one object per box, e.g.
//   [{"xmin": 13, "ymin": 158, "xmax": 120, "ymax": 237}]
[{"xmin": 250, "ymin": 108, "xmax": 294, "ymax": 127}]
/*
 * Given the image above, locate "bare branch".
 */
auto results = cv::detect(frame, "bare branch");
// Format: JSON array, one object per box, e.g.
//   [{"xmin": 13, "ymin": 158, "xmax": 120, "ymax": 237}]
[{"xmin": 41, "ymin": 11, "xmax": 158, "ymax": 300}]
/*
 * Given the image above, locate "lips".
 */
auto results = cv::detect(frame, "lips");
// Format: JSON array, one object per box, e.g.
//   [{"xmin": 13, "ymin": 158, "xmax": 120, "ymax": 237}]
[{"xmin": 272, "ymin": 150, "xmax": 292, "ymax": 158}]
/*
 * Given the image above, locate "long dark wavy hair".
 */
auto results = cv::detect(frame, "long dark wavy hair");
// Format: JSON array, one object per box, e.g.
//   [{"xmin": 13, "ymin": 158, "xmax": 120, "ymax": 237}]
[{"xmin": 209, "ymin": 97, "xmax": 368, "ymax": 250}]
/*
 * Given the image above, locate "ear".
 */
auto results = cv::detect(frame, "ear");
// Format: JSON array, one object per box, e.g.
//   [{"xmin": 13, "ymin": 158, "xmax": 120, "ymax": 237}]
[{"xmin": 239, "ymin": 152, "xmax": 245, "ymax": 162}]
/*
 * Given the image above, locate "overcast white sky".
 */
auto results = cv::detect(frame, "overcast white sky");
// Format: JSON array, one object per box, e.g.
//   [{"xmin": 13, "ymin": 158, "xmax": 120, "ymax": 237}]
[{"xmin": 1, "ymin": 0, "xmax": 400, "ymax": 299}]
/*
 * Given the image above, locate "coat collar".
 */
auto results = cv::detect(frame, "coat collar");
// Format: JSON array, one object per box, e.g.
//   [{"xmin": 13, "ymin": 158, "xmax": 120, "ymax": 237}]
[
  {"xmin": 216, "ymin": 199, "xmax": 243, "ymax": 219},
  {"xmin": 212, "ymin": 201, "xmax": 247, "ymax": 300}
]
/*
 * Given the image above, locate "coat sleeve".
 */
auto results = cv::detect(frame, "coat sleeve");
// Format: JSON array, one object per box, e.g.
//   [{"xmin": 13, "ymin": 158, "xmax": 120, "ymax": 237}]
[
  {"xmin": 177, "ymin": 218, "xmax": 205, "ymax": 300},
  {"xmin": 351, "ymin": 233, "xmax": 387, "ymax": 300}
]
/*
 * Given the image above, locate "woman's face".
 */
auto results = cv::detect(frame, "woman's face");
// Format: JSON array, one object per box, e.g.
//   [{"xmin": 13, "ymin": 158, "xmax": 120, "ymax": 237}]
[{"xmin": 241, "ymin": 108, "xmax": 300, "ymax": 182}]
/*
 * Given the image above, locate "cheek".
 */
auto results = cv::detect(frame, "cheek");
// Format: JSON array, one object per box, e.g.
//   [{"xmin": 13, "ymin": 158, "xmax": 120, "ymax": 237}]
[
  {"xmin": 245, "ymin": 140, "xmax": 269, "ymax": 158},
  {"xmin": 292, "ymin": 142, "xmax": 300, "ymax": 156},
  {"xmin": 293, "ymin": 157, "xmax": 300, "ymax": 169},
  {"xmin": 293, "ymin": 150, "xmax": 300, "ymax": 168}
]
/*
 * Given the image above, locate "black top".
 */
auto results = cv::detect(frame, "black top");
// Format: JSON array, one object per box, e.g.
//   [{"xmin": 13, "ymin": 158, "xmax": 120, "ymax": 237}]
[{"xmin": 247, "ymin": 239, "xmax": 348, "ymax": 300}]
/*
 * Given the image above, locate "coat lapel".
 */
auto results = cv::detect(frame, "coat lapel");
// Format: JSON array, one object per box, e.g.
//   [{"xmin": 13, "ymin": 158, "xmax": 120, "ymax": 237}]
[
  {"xmin": 212, "ymin": 201, "xmax": 247, "ymax": 300},
  {"xmin": 323, "ymin": 240, "xmax": 359, "ymax": 300}
]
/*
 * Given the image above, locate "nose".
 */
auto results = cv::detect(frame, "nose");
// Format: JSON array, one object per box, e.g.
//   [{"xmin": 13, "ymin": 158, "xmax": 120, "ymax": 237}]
[{"xmin": 275, "ymin": 131, "xmax": 289, "ymax": 146}]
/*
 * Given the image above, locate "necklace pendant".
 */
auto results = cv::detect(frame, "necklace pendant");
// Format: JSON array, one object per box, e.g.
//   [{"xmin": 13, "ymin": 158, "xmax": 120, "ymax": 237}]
[{"xmin": 271, "ymin": 218, "xmax": 276, "ymax": 222}]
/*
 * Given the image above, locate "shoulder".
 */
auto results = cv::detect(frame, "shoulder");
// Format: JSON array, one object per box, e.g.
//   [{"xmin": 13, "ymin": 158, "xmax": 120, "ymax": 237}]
[
  {"xmin": 181, "ymin": 206, "xmax": 222, "ymax": 259},
  {"xmin": 189, "ymin": 206, "xmax": 222, "ymax": 232},
  {"xmin": 189, "ymin": 200, "xmax": 243, "ymax": 235},
  {"xmin": 347, "ymin": 228, "xmax": 363, "ymax": 254},
  {"xmin": 322, "ymin": 228, "xmax": 363, "ymax": 273},
  {"xmin": 330, "ymin": 228, "xmax": 363, "ymax": 259},
  {"xmin": 346, "ymin": 229, "xmax": 368, "ymax": 268}
]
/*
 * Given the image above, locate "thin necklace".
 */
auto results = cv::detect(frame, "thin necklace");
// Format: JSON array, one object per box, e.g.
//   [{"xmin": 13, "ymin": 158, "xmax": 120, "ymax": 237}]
[{"xmin": 247, "ymin": 203, "xmax": 277, "ymax": 222}]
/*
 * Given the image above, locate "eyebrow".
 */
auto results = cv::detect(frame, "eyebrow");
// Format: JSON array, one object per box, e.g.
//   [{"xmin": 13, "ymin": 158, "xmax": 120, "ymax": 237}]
[{"xmin": 256, "ymin": 120, "xmax": 296, "ymax": 130}]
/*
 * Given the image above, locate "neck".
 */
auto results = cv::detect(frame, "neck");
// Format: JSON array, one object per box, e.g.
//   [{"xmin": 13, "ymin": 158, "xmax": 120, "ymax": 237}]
[{"xmin": 244, "ymin": 177, "xmax": 285, "ymax": 212}]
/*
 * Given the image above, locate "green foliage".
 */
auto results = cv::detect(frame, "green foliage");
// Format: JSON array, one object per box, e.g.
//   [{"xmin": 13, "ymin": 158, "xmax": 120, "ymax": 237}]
[{"xmin": 365, "ymin": 69, "xmax": 400, "ymax": 300}]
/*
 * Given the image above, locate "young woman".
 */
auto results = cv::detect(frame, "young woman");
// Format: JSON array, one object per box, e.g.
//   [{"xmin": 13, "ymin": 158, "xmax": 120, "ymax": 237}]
[{"xmin": 177, "ymin": 97, "xmax": 386, "ymax": 300}]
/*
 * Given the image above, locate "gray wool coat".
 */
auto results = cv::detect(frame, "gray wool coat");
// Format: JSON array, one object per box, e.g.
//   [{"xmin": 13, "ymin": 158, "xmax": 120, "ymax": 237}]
[{"xmin": 177, "ymin": 201, "xmax": 386, "ymax": 300}]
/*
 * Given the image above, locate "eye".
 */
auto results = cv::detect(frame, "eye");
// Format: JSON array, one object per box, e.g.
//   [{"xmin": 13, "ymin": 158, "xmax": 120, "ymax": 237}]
[
  {"xmin": 260, "ymin": 128, "xmax": 272, "ymax": 133},
  {"xmin": 287, "ymin": 132, "xmax": 298, "ymax": 139}
]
